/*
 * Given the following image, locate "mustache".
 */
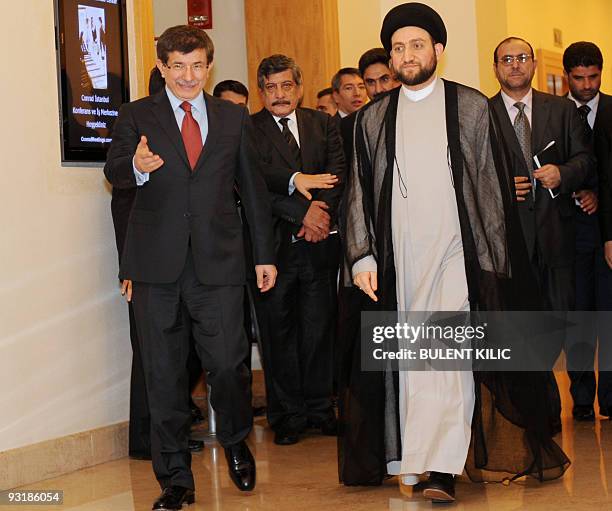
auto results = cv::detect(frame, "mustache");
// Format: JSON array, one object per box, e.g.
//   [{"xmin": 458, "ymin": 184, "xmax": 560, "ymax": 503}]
[{"xmin": 272, "ymin": 100, "xmax": 291, "ymax": 106}]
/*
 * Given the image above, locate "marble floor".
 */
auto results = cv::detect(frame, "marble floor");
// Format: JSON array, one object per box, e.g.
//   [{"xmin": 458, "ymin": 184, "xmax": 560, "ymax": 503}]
[{"xmin": 10, "ymin": 372, "xmax": 612, "ymax": 510}]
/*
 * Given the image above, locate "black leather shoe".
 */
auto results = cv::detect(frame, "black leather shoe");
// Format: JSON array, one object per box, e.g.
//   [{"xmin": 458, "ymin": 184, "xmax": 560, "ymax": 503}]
[
  {"xmin": 253, "ymin": 405, "xmax": 267, "ymax": 417},
  {"xmin": 152, "ymin": 486, "xmax": 194, "ymax": 510},
  {"xmin": 308, "ymin": 413, "xmax": 338, "ymax": 436},
  {"xmin": 129, "ymin": 450, "xmax": 152, "ymax": 461},
  {"xmin": 190, "ymin": 403, "xmax": 205, "ymax": 425},
  {"xmin": 188, "ymin": 439, "xmax": 204, "ymax": 452},
  {"xmin": 224, "ymin": 441, "xmax": 256, "ymax": 491},
  {"xmin": 274, "ymin": 431, "xmax": 299, "ymax": 445},
  {"xmin": 422, "ymin": 472, "xmax": 455, "ymax": 503},
  {"xmin": 573, "ymin": 405, "xmax": 595, "ymax": 421}
]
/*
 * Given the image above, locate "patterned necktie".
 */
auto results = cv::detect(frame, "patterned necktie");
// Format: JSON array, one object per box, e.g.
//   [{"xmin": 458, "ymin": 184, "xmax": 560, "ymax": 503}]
[
  {"xmin": 180, "ymin": 101, "xmax": 203, "ymax": 170},
  {"xmin": 577, "ymin": 104, "xmax": 592, "ymax": 138},
  {"xmin": 513, "ymin": 101, "xmax": 534, "ymax": 173},
  {"xmin": 279, "ymin": 117, "xmax": 302, "ymax": 169}
]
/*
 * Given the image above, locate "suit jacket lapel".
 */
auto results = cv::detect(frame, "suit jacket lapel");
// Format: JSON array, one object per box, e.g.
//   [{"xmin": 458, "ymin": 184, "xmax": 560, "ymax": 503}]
[
  {"xmin": 192, "ymin": 93, "xmax": 220, "ymax": 173},
  {"xmin": 491, "ymin": 92, "xmax": 527, "ymax": 172},
  {"xmin": 531, "ymin": 90, "xmax": 551, "ymax": 153},
  {"xmin": 259, "ymin": 109, "xmax": 299, "ymax": 168},
  {"xmin": 150, "ymin": 91, "xmax": 190, "ymax": 170}
]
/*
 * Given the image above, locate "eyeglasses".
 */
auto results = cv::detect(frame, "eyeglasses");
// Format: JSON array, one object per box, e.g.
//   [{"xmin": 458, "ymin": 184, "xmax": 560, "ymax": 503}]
[
  {"xmin": 498, "ymin": 54, "xmax": 533, "ymax": 66},
  {"xmin": 163, "ymin": 62, "xmax": 208, "ymax": 74},
  {"xmin": 263, "ymin": 81, "xmax": 297, "ymax": 94}
]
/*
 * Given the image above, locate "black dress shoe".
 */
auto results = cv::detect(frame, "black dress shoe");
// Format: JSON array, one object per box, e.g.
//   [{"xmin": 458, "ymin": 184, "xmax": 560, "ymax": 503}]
[
  {"xmin": 422, "ymin": 472, "xmax": 455, "ymax": 503},
  {"xmin": 190, "ymin": 403, "xmax": 205, "ymax": 425},
  {"xmin": 188, "ymin": 439, "xmax": 204, "ymax": 452},
  {"xmin": 274, "ymin": 431, "xmax": 299, "ymax": 445},
  {"xmin": 253, "ymin": 405, "xmax": 267, "ymax": 417},
  {"xmin": 224, "ymin": 441, "xmax": 256, "ymax": 491},
  {"xmin": 573, "ymin": 405, "xmax": 595, "ymax": 421},
  {"xmin": 129, "ymin": 450, "xmax": 152, "ymax": 461},
  {"xmin": 152, "ymin": 486, "xmax": 194, "ymax": 510},
  {"xmin": 308, "ymin": 413, "xmax": 338, "ymax": 436}
]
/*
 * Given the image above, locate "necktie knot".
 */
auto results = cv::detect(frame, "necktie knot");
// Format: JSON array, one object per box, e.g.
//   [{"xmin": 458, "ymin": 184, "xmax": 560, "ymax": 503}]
[
  {"xmin": 514, "ymin": 101, "xmax": 526, "ymax": 113},
  {"xmin": 279, "ymin": 117, "xmax": 290, "ymax": 128},
  {"xmin": 578, "ymin": 104, "xmax": 591, "ymax": 116},
  {"xmin": 180, "ymin": 101, "xmax": 192, "ymax": 113}
]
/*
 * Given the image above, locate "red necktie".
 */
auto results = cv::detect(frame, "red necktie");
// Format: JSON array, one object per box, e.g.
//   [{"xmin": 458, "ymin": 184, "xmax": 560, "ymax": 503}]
[{"xmin": 180, "ymin": 101, "xmax": 203, "ymax": 170}]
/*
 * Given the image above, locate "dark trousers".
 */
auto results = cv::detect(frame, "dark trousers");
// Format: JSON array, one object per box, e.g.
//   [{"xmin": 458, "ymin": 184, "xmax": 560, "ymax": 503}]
[
  {"xmin": 566, "ymin": 214, "xmax": 612, "ymax": 410},
  {"xmin": 258, "ymin": 241, "xmax": 337, "ymax": 434},
  {"xmin": 530, "ymin": 248, "xmax": 575, "ymax": 369},
  {"xmin": 127, "ymin": 302, "xmax": 151, "ymax": 456},
  {"xmin": 132, "ymin": 253, "xmax": 252, "ymax": 490}
]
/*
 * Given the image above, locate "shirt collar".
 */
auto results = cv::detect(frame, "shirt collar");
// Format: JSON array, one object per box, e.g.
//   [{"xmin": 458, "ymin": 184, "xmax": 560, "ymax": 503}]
[
  {"xmin": 338, "ymin": 109, "xmax": 349, "ymax": 118},
  {"xmin": 165, "ymin": 86, "xmax": 206, "ymax": 113},
  {"xmin": 272, "ymin": 109, "xmax": 298, "ymax": 126},
  {"xmin": 501, "ymin": 88, "xmax": 532, "ymax": 112},
  {"xmin": 402, "ymin": 76, "xmax": 438, "ymax": 102},
  {"xmin": 568, "ymin": 90, "xmax": 599, "ymax": 111}
]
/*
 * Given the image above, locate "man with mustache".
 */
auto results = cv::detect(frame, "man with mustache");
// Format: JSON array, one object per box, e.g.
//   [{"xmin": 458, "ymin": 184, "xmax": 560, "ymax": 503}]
[
  {"xmin": 104, "ymin": 25, "xmax": 276, "ymax": 510},
  {"xmin": 342, "ymin": 4, "xmax": 571, "ymax": 502},
  {"xmin": 490, "ymin": 38, "xmax": 594, "ymax": 357},
  {"xmin": 251, "ymin": 54, "xmax": 345, "ymax": 446},
  {"xmin": 563, "ymin": 41, "xmax": 612, "ymax": 421},
  {"xmin": 331, "ymin": 67, "xmax": 367, "ymax": 118}
]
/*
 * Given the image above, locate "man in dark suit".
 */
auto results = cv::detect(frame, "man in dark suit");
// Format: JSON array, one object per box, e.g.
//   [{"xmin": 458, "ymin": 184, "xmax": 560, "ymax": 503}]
[
  {"xmin": 251, "ymin": 54, "xmax": 345, "ymax": 446},
  {"xmin": 490, "ymin": 37, "xmax": 594, "ymax": 363},
  {"xmin": 104, "ymin": 26, "xmax": 276, "ymax": 511},
  {"xmin": 564, "ymin": 41, "xmax": 612, "ymax": 420}
]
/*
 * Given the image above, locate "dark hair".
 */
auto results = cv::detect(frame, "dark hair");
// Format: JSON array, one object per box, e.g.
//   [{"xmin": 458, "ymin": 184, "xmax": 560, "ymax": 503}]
[
  {"xmin": 493, "ymin": 36, "xmax": 534, "ymax": 63},
  {"xmin": 317, "ymin": 87, "xmax": 333, "ymax": 99},
  {"xmin": 213, "ymin": 80, "xmax": 249, "ymax": 100},
  {"xmin": 148, "ymin": 66, "xmax": 165, "ymax": 95},
  {"xmin": 563, "ymin": 42, "xmax": 603, "ymax": 72},
  {"xmin": 331, "ymin": 67, "xmax": 361, "ymax": 92},
  {"xmin": 257, "ymin": 54, "xmax": 303, "ymax": 90},
  {"xmin": 358, "ymin": 48, "xmax": 390, "ymax": 77},
  {"xmin": 156, "ymin": 25, "xmax": 214, "ymax": 64}
]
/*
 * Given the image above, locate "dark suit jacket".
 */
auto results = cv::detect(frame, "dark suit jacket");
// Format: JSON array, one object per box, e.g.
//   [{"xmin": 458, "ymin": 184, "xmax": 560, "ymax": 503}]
[
  {"xmin": 251, "ymin": 107, "xmax": 345, "ymax": 269},
  {"xmin": 595, "ymin": 93, "xmax": 612, "ymax": 242},
  {"xmin": 490, "ymin": 89, "xmax": 595, "ymax": 267},
  {"xmin": 104, "ymin": 90, "xmax": 275, "ymax": 285}
]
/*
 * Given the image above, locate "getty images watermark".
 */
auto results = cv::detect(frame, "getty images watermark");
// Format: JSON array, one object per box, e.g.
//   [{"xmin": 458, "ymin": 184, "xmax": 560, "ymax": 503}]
[{"xmin": 360, "ymin": 311, "xmax": 612, "ymax": 372}]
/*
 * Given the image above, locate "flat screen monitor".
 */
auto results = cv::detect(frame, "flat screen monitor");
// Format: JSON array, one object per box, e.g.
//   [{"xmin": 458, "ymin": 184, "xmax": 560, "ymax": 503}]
[{"xmin": 55, "ymin": 0, "xmax": 129, "ymax": 165}]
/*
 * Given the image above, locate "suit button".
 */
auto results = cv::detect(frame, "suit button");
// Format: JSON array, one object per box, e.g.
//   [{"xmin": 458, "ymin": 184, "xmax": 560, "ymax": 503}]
[{"xmin": 184, "ymin": 213, "xmax": 191, "ymax": 218}]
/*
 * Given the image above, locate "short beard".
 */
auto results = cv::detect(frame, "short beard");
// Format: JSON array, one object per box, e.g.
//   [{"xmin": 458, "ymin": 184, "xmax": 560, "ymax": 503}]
[{"xmin": 395, "ymin": 55, "xmax": 437, "ymax": 87}]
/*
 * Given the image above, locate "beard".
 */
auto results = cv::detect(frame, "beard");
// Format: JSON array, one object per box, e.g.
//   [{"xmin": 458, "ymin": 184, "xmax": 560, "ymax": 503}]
[{"xmin": 394, "ymin": 54, "xmax": 437, "ymax": 87}]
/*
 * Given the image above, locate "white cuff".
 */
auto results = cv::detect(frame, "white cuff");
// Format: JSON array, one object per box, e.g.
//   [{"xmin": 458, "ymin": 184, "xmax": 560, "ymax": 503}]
[
  {"xmin": 352, "ymin": 255, "xmax": 377, "ymax": 279},
  {"xmin": 133, "ymin": 157, "xmax": 149, "ymax": 186},
  {"xmin": 288, "ymin": 172, "xmax": 300, "ymax": 195}
]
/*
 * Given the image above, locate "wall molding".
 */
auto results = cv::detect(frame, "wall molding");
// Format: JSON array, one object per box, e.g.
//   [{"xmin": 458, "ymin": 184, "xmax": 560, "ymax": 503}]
[{"xmin": 0, "ymin": 422, "xmax": 128, "ymax": 491}]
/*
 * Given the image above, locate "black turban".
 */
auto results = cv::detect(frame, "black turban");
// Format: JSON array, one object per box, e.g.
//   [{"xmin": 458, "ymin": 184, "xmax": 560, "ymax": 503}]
[{"xmin": 380, "ymin": 2, "xmax": 447, "ymax": 52}]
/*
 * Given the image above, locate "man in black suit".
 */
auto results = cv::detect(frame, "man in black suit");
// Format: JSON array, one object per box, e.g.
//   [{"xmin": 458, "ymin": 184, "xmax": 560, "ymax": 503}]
[
  {"xmin": 564, "ymin": 41, "xmax": 612, "ymax": 420},
  {"xmin": 251, "ymin": 54, "xmax": 345, "ymax": 446},
  {"xmin": 104, "ymin": 26, "xmax": 276, "ymax": 510},
  {"xmin": 490, "ymin": 37, "xmax": 594, "ymax": 361}
]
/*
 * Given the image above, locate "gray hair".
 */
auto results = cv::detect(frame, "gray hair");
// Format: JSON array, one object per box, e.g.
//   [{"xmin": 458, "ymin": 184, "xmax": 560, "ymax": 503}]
[{"xmin": 257, "ymin": 54, "xmax": 303, "ymax": 90}]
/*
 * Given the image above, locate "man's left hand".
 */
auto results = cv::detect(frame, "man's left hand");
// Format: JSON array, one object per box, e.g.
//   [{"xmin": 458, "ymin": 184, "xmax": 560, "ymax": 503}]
[
  {"xmin": 256, "ymin": 264, "xmax": 277, "ymax": 292},
  {"xmin": 533, "ymin": 164, "xmax": 561, "ymax": 189},
  {"xmin": 573, "ymin": 190, "xmax": 598, "ymax": 214}
]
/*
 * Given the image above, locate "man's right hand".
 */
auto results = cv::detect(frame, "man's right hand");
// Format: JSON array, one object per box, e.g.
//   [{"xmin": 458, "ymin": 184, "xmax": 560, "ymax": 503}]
[
  {"xmin": 134, "ymin": 135, "xmax": 164, "ymax": 173},
  {"xmin": 301, "ymin": 200, "xmax": 330, "ymax": 240},
  {"xmin": 514, "ymin": 176, "xmax": 532, "ymax": 202},
  {"xmin": 354, "ymin": 271, "xmax": 378, "ymax": 302},
  {"xmin": 294, "ymin": 173, "xmax": 338, "ymax": 200}
]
